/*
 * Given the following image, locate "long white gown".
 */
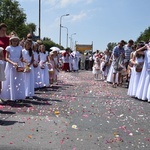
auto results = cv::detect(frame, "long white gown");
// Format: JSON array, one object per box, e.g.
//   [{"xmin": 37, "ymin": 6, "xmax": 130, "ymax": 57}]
[
  {"xmin": 71, "ymin": 51, "xmax": 80, "ymax": 71},
  {"xmin": 135, "ymin": 50, "xmax": 150, "ymax": 101},
  {"xmin": 106, "ymin": 63, "xmax": 118, "ymax": 83},
  {"xmin": 33, "ymin": 51, "xmax": 41, "ymax": 88},
  {"xmin": 39, "ymin": 52, "xmax": 49, "ymax": 87},
  {"xmin": 127, "ymin": 56, "xmax": 144, "ymax": 97},
  {"xmin": 1, "ymin": 46, "xmax": 25, "ymax": 100},
  {"xmin": 22, "ymin": 49, "xmax": 34, "ymax": 97}
]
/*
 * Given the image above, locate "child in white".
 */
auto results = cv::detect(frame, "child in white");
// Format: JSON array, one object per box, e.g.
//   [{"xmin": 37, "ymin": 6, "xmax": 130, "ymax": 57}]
[
  {"xmin": 0, "ymin": 36, "xmax": 25, "ymax": 101},
  {"xmin": 39, "ymin": 44, "xmax": 49, "ymax": 87},
  {"xmin": 92, "ymin": 56, "xmax": 101, "ymax": 80},
  {"xmin": 48, "ymin": 52, "xmax": 55, "ymax": 85},
  {"xmin": 32, "ymin": 42, "xmax": 41, "ymax": 88},
  {"xmin": 22, "ymin": 39, "xmax": 34, "ymax": 98}
]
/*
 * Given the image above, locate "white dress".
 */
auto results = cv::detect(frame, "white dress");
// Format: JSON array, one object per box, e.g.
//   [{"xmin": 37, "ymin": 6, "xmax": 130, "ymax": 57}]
[
  {"xmin": 127, "ymin": 56, "xmax": 144, "ymax": 97},
  {"xmin": 92, "ymin": 58, "xmax": 101, "ymax": 74},
  {"xmin": 72, "ymin": 51, "xmax": 80, "ymax": 71},
  {"xmin": 39, "ymin": 52, "xmax": 49, "ymax": 87},
  {"xmin": 135, "ymin": 50, "xmax": 150, "ymax": 101},
  {"xmin": 33, "ymin": 51, "xmax": 41, "ymax": 88},
  {"xmin": 22, "ymin": 49, "xmax": 34, "ymax": 97},
  {"xmin": 53, "ymin": 56, "xmax": 59, "ymax": 76},
  {"xmin": 0, "ymin": 46, "xmax": 25, "ymax": 100},
  {"xmin": 106, "ymin": 63, "xmax": 118, "ymax": 83}
]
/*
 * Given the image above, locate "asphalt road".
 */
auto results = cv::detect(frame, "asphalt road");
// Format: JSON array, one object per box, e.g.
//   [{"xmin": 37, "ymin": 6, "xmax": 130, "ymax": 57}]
[{"xmin": 0, "ymin": 70, "xmax": 150, "ymax": 150}]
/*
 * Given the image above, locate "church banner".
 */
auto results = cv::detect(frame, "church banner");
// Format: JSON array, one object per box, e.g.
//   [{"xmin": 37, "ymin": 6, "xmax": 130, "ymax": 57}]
[{"xmin": 76, "ymin": 44, "xmax": 93, "ymax": 52}]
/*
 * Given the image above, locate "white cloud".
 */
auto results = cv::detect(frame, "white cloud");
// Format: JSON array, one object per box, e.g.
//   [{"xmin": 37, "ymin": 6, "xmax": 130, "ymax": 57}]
[
  {"xmin": 71, "ymin": 12, "xmax": 87, "ymax": 22},
  {"xmin": 44, "ymin": 0, "xmax": 95, "ymax": 8}
]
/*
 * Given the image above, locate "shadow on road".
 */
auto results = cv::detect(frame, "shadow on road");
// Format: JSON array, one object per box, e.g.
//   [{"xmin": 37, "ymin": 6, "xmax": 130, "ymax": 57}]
[
  {"xmin": 0, "ymin": 110, "xmax": 16, "ymax": 115},
  {"xmin": 0, "ymin": 120, "xmax": 25, "ymax": 126}
]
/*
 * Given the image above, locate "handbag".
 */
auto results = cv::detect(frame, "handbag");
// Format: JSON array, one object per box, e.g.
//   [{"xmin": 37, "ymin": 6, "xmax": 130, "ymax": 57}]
[
  {"xmin": 33, "ymin": 61, "xmax": 38, "ymax": 68},
  {"xmin": 135, "ymin": 62, "xmax": 143, "ymax": 72},
  {"xmin": 113, "ymin": 56, "xmax": 124, "ymax": 71},
  {"xmin": 135, "ymin": 67, "xmax": 142, "ymax": 72},
  {"xmin": 16, "ymin": 66, "xmax": 25, "ymax": 72}
]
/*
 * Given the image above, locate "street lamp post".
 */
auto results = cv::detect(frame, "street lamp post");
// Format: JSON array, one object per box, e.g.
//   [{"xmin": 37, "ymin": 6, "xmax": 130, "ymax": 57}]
[
  {"xmin": 59, "ymin": 14, "xmax": 69, "ymax": 46},
  {"xmin": 39, "ymin": 0, "xmax": 41, "ymax": 39},
  {"xmin": 70, "ymin": 33, "xmax": 76, "ymax": 50},
  {"xmin": 61, "ymin": 26, "xmax": 68, "ymax": 48}
]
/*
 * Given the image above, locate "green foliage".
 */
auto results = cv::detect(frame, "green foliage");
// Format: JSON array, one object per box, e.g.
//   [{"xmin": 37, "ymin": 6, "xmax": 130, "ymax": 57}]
[
  {"xmin": 0, "ymin": 0, "xmax": 26, "ymax": 36},
  {"xmin": 136, "ymin": 26, "xmax": 150, "ymax": 43},
  {"xmin": 0, "ymin": 0, "xmax": 65, "ymax": 48},
  {"xmin": 107, "ymin": 42, "xmax": 117, "ymax": 51},
  {"xmin": 42, "ymin": 37, "xmax": 64, "ymax": 52}
]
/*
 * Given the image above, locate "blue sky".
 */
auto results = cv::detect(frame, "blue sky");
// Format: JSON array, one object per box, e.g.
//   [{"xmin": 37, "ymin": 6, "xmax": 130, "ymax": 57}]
[{"xmin": 18, "ymin": 0, "xmax": 150, "ymax": 51}]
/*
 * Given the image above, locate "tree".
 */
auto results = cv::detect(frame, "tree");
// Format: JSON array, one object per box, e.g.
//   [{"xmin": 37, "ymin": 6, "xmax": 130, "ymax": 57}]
[
  {"xmin": 27, "ymin": 23, "xmax": 36, "ymax": 35},
  {"xmin": 107, "ymin": 42, "xmax": 117, "ymax": 51},
  {"xmin": 0, "ymin": 0, "xmax": 36, "ymax": 38},
  {"xmin": 136, "ymin": 26, "xmax": 150, "ymax": 43},
  {"xmin": 42, "ymin": 37, "xmax": 64, "ymax": 52}
]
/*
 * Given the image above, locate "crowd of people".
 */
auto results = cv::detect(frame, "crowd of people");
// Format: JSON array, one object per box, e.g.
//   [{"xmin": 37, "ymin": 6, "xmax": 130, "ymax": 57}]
[
  {"xmin": 0, "ymin": 22, "xmax": 150, "ymax": 103},
  {"xmin": 91, "ymin": 39, "xmax": 150, "ymax": 103},
  {"xmin": 0, "ymin": 23, "xmax": 60, "ymax": 102}
]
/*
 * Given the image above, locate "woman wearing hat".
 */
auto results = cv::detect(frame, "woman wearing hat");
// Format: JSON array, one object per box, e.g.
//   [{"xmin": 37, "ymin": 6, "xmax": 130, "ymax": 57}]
[{"xmin": 0, "ymin": 35, "xmax": 25, "ymax": 101}]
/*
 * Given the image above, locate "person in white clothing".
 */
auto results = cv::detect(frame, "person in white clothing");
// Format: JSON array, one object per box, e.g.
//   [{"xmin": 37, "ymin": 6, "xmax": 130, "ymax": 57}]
[
  {"xmin": 128, "ymin": 47, "xmax": 144, "ymax": 97},
  {"xmin": 135, "ymin": 44, "xmax": 150, "ymax": 102},
  {"xmin": 39, "ymin": 44, "xmax": 49, "ymax": 87},
  {"xmin": 22, "ymin": 39, "xmax": 34, "ymax": 98},
  {"xmin": 32, "ymin": 42, "xmax": 41, "ymax": 89},
  {"xmin": 71, "ymin": 50, "xmax": 80, "ymax": 72},
  {"xmin": 0, "ymin": 36, "xmax": 25, "ymax": 101}
]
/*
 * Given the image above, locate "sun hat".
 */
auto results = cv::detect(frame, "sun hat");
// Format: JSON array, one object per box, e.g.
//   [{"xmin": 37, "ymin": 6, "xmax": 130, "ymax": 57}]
[
  {"xmin": 50, "ymin": 46, "xmax": 60, "ymax": 52},
  {"xmin": 9, "ymin": 36, "xmax": 20, "ymax": 41},
  {"xmin": 0, "ymin": 47, "xmax": 4, "ymax": 52}
]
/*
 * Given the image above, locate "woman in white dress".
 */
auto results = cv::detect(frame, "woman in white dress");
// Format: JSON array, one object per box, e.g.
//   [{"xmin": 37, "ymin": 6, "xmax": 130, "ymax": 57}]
[
  {"xmin": 22, "ymin": 39, "xmax": 34, "ymax": 98},
  {"xmin": 0, "ymin": 36, "xmax": 25, "ymax": 101},
  {"xmin": 32, "ymin": 42, "xmax": 41, "ymax": 89},
  {"xmin": 135, "ymin": 44, "xmax": 150, "ymax": 102},
  {"xmin": 127, "ymin": 51, "xmax": 144, "ymax": 97},
  {"xmin": 101, "ymin": 50, "xmax": 111, "ymax": 81},
  {"xmin": 39, "ymin": 44, "xmax": 49, "ymax": 87},
  {"xmin": 107, "ymin": 54, "xmax": 118, "ymax": 83}
]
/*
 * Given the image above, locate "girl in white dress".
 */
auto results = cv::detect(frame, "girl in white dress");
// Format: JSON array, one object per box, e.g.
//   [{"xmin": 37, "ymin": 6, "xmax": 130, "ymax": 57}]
[
  {"xmin": 0, "ymin": 36, "xmax": 25, "ymax": 101},
  {"xmin": 22, "ymin": 39, "xmax": 34, "ymax": 98},
  {"xmin": 107, "ymin": 54, "xmax": 118, "ymax": 83},
  {"xmin": 39, "ymin": 44, "xmax": 49, "ymax": 87},
  {"xmin": 48, "ymin": 52, "xmax": 55, "ymax": 86},
  {"xmin": 52, "ymin": 50, "xmax": 59, "ymax": 84},
  {"xmin": 92, "ymin": 56, "xmax": 101, "ymax": 80},
  {"xmin": 135, "ymin": 45, "xmax": 150, "ymax": 102},
  {"xmin": 101, "ymin": 50, "xmax": 111, "ymax": 81},
  {"xmin": 32, "ymin": 42, "xmax": 41, "ymax": 88},
  {"xmin": 128, "ymin": 52, "xmax": 144, "ymax": 97}
]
